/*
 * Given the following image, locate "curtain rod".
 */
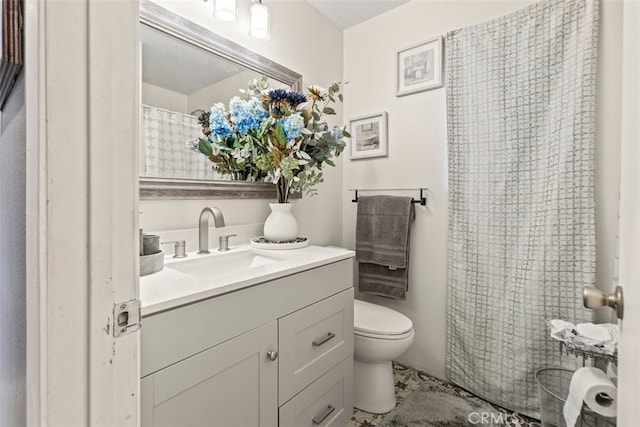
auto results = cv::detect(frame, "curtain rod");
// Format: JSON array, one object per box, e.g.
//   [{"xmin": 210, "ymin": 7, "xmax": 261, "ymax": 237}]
[{"xmin": 349, "ymin": 188, "xmax": 428, "ymax": 206}]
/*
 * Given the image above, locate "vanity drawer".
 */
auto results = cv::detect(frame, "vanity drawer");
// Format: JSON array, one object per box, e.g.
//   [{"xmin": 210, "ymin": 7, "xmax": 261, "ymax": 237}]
[
  {"xmin": 279, "ymin": 288, "xmax": 354, "ymax": 405},
  {"xmin": 279, "ymin": 356, "xmax": 353, "ymax": 427}
]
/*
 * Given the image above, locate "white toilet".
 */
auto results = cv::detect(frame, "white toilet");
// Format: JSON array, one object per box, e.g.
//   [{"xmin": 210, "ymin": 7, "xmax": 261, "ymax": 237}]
[{"xmin": 353, "ymin": 299, "xmax": 415, "ymax": 414}]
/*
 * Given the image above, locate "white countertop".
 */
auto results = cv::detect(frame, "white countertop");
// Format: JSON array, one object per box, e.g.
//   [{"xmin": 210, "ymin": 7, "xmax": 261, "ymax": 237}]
[{"xmin": 140, "ymin": 244, "xmax": 355, "ymax": 316}]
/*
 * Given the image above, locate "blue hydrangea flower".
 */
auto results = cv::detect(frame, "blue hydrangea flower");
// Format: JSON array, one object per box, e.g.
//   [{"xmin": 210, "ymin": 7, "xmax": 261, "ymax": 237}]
[
  {"xmin": 281, "ymin": 113, "xmax": 305, "ymax": 141},
  {"xmin": 331, "ymin": 126, "xmax": 343, "ymax": 140},
  {"xmin": 229, "ymin": 97, "xmax": 260, "ymax": 135},
  {"xmin": 209, "ymin": 103, "xmax": 233, "ymax": 138},
  {"xmin": 248, "ymin": 98, "xmax": 268, "ymax": 123}
]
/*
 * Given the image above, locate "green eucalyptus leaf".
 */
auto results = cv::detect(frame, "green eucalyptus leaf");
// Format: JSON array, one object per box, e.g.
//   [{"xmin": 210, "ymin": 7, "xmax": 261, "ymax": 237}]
[
  {"xmin": 323, "ymin": 107, "xmax": 336, "ymax": 115},
  {"xmin": 198, "ymin": 138, "xmax": 213, "ymax": 156},
  {"xmin": 299, "ymin": 150, "xmax": 311, "ymax": 160},
  {"xmin": 275, "ymin": 121, "xmax": 287, "ymax": 146},
  {"xmin": 259, "ymin": 118, "xmax": 272, "ymax": 137}
]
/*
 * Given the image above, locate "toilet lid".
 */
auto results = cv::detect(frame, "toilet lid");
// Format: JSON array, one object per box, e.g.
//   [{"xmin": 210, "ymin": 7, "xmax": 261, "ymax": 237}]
[{"xmin": 354, "ymin": 299, "xmax": 413, "ymax": 335}]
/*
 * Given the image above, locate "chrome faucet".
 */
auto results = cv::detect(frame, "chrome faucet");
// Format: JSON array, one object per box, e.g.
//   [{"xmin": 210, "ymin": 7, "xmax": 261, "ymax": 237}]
[{"xmin": 198, "ymin": 207, "xmax": 226, "ymax": 254}]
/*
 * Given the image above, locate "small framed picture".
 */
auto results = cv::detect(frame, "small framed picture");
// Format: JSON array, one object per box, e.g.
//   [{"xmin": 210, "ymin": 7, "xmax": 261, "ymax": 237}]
[
  {"xmin": 396, "ymin": 36, "xmax": 443, "ymax": 97},
  {"xmin": 349, "ymin": 112, "xmax": 388, "ymax": 160}
]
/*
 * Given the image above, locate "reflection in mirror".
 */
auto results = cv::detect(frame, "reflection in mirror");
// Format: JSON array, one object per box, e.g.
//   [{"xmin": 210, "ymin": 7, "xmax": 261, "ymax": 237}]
[{"xmin": 139, "ymin": 0, "xmax": 302, "ymax": 199}]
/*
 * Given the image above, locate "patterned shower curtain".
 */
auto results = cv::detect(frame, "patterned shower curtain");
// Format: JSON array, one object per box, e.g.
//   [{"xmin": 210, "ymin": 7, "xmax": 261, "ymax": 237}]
[
  {"xmin": 142, "ymin": 104, "xmax": 221, "ymax": 180},
  {"xmin": 446, "ymin": 0, "xmax": 599, "ymax": 417}
]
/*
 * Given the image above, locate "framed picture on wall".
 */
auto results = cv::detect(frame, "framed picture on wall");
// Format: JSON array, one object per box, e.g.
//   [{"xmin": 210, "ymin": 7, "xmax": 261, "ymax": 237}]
[
  {"xmin": 349, "ymin": 112, "xmax": 388, "ymax": 160},
  {"xmin": 0, "ymin": 0, "xmax": 23, "ymax": 110},
  {"xmin": 396, "ymin": 36, "xmax": 443, "ymax": 97}
]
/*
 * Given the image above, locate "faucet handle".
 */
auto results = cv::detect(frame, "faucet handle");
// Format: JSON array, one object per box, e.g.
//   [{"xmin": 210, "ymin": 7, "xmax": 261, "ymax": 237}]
[
  {"xmin": 161, "ymin": 240, "xmax": 187, "ymax": 258},
  {"xmin": 218, "ymin": 234, "xmax": 237, "ymax": 252}
]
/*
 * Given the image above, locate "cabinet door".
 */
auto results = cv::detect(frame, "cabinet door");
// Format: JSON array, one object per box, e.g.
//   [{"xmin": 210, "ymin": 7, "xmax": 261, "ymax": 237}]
[{"xmin": 141, "ymin": 321, "xmax": 278, "ymax": 427}]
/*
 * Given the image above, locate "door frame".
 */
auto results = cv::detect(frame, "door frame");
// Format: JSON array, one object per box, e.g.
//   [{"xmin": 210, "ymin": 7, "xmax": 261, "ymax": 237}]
[{"xmin": 25, "ymin": 0, "xmax": 140, "ymax": 424}]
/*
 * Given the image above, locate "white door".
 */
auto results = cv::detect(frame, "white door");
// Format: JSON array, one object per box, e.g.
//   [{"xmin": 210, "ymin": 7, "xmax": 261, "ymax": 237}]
[
  {"xmin": 25, "ymin": 0, "xmax": 140, "ymax": 425},
  {"xmin": 615, "ymin": 1, "xmax": 640, "ymax": 424}
]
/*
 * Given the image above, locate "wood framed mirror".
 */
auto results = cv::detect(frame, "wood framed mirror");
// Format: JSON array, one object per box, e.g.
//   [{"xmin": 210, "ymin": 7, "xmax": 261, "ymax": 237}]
[{"xmin": 139, "ymin": 0, "xmax": 302, "ymax": 200}]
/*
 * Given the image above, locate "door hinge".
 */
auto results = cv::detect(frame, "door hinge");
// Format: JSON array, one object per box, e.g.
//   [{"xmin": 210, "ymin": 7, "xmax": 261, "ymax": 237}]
[{"xmin": 113, "ymin": 299, "xmax": 141, "ymax": 337}]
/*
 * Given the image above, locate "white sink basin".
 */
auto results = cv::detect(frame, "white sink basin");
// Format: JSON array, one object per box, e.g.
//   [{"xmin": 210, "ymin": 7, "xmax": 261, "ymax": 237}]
[{"xmin": 166, "ymin": 249, "xmax": 286, "ymax": 279}]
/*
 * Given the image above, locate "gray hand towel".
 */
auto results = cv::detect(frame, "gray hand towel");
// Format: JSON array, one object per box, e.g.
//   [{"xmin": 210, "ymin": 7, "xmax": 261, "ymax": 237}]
[
  {"xmin": 356, "ymin": 196, "xmax": 414, "ymax": 299},
  {"xmin": 358, "ymin": 263, "xmax": 409, "ymax": 300}
]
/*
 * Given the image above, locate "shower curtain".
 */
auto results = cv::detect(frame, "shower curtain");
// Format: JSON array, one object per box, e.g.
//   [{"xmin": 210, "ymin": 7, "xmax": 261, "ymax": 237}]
[
  {"xmin": 142, "ymin": 104, "xmax": 219, "ymax": 180},
  {"xmin": 446, "ymin": 0, "xmax": 599, "ymax": 417}
]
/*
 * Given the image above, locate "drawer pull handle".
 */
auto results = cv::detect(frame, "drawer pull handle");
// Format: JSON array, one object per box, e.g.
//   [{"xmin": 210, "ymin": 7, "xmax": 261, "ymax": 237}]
[
  {"xmin": 312, "ymin": 332, "xmax": 336, "ymax": 347},
  {"xmin": 312, "ymin": 404, "xmax": 335, "ymax": 425},
  {"xmin": 266, "ymin": 350, "xmax": 278, "ymax": 361}
]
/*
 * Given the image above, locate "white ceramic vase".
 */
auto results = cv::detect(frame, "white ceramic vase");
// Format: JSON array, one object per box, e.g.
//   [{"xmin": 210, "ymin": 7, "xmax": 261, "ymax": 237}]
[{"xmin": 263, "ymin": 203, "xmax": 298, "ymax": 242}]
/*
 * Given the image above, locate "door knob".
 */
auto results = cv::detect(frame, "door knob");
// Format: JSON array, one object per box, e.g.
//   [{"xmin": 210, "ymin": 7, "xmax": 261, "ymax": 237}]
[{"xmin": 583, "ymin": 286, "xmax": 624, "ymax": 320}]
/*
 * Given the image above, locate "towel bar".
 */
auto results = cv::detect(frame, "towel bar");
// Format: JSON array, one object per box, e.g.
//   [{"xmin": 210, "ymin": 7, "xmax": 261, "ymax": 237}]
[{"xmin": 350, "ymin": 188, "xmax": 427, "ymax": 206}]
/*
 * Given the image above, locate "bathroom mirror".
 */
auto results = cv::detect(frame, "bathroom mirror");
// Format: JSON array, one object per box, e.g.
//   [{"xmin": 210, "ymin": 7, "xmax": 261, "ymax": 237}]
[{"xmin": 139, "ymin": 0, "xmax": 302, "ymax": 200}]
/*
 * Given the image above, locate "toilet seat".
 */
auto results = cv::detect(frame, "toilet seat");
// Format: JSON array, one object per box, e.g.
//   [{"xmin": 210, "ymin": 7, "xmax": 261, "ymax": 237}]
[
  {"xmin": 354, "ymin": 328, "xmax": 414, "ymax": 340},
  {"xmin": 354, "ymin": 299, "xmax": 413, "ymax": 339}
]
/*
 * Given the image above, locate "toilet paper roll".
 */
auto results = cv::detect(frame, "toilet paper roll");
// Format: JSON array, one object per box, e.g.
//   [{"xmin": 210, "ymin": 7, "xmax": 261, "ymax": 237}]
[{"xmin": 563, "ymin": 367, "xmax": 617, "ymax": 427}]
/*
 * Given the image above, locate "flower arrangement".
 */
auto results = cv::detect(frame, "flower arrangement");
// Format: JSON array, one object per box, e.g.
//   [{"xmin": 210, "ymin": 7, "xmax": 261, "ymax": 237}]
[{"xmin": 190, "ymin": 77, "xmax": 349, "ymax": 203}]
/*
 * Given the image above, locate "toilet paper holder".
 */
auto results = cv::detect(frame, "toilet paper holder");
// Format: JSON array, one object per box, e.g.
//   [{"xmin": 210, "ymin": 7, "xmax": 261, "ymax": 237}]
[{"xmin": 583, "ymin": 286, "xmax": 624, "ymax": 320}]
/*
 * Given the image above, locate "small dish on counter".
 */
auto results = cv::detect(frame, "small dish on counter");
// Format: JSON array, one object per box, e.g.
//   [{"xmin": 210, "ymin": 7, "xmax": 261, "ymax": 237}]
[{"xmin": 250, "ymin": 236, "xmax": 310, "ymax": 250}]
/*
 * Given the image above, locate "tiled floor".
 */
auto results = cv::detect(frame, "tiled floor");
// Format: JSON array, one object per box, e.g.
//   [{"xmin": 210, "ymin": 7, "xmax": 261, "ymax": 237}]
[{"xmin": 348, "ymin": 362, "xmax": 541, "ymax": 427}]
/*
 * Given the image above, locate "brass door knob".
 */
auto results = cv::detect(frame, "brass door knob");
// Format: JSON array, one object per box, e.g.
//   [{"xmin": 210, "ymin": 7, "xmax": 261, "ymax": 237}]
[{"xmin": 583, "ymin": 286, "xmax": 624, "ymax": 319}]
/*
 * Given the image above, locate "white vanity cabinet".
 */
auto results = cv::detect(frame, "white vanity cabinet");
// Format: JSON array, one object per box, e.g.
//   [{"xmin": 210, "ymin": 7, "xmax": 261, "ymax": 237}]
[{"xmin": 140, "ymin": 257, "xmax": 354, "ymax": 427}]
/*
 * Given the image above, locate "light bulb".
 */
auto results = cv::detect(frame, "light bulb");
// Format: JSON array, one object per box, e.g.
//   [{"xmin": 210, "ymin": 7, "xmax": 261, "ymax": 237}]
[
  {"xmin": 214, "ymin": 0, "xmax": 238, "ymax": 21},
  {"xmin": 250, "ymin": 2, "xmax": 270, "ymax": 40}
]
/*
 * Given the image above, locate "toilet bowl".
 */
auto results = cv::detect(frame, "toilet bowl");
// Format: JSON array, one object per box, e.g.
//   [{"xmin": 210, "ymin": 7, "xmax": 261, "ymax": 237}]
[{"xmin": 353, "ymin": 299, "xmax": 415, "ymax": 414}]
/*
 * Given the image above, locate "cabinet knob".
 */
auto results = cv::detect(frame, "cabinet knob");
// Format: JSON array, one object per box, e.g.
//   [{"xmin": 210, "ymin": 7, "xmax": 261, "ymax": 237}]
[{"xmin": 266, "ymin": 350, "xmax": 278, "ymax": 361}]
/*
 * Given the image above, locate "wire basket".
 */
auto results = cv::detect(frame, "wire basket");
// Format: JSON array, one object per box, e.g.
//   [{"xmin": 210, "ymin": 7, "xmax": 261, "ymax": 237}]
[
  {"xmin": 559, "ymin": 342, "xmax": 618, "ymax": 366},
  {"xmin": 535, "ymin": 368, "xmax": 616, "ymax": 427}
]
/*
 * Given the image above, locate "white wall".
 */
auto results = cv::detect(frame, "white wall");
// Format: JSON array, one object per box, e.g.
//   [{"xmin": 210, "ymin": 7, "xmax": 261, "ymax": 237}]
[
  {"xmin": 187, "ymin": 69, "xmax": 257, "ymax": 113},
  {"xmin": 141, "ymin": 0, "xmax": 345, "ymax": 247},
  {"xmin": 0, "ymin": 72, "xmax": 26, "ymax": 427},
  {"xmin": 142, "ymin": 82, "xmax": 188, "ymax": 113},
  {"xmin": 342, "ymin": 0, "xmax": 623, "ymax": 378}
]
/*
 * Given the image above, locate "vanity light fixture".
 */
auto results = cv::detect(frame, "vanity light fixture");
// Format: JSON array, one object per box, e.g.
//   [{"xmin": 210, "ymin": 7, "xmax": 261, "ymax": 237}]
[
  {"xmin": 213, "ymin": 0, "xmax": 238, "ymax": 21},
  {"xmin": 249, "ymin": 0, "xmax": 270, "ymax": 40}
]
